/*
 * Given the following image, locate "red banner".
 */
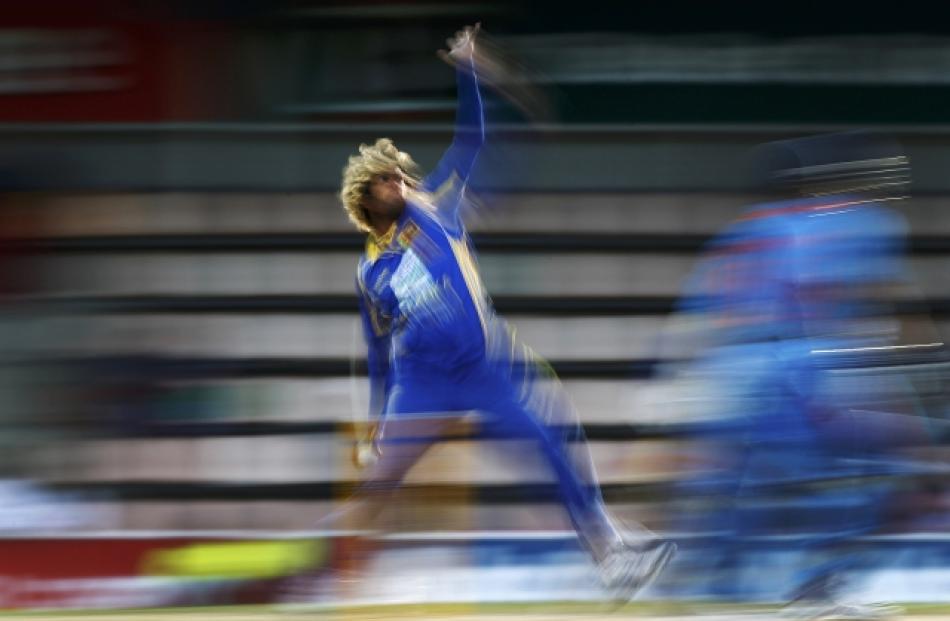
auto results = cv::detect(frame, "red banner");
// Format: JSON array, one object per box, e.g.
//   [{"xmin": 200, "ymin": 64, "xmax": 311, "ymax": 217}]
[{"xmin": 0, "ymin": 535, "xmax": 331, "ymax": 609}]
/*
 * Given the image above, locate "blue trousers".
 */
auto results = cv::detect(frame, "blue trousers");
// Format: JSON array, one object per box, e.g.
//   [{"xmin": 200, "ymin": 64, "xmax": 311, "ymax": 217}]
[{"xmin": 365, "ymin": 359, "xmax": 616, "ymax": 556}]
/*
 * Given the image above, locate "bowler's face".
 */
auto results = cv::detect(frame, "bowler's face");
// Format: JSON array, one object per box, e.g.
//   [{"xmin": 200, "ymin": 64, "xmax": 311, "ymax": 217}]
[{"xmin": 365, "ymin": 170, "xmax": 406, "ymax": 217}]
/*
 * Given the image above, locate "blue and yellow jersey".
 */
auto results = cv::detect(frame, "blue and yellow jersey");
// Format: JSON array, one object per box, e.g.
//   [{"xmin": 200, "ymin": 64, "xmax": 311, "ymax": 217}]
[
  {"xmin": 357, "ymin": 201, "xmax": 492, "ymax": 370},
  {"xmin": 356, "ymin": 55, "xmax": 496, "ymax": 414}
]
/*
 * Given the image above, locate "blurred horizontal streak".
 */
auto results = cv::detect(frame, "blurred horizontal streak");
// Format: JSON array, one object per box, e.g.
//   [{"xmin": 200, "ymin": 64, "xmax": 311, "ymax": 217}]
[
  {"xmin": 47, "ymin": 470, "xmax": 947, "ymax": 503},
  {"xmin": 286, "ymin": 2, "xmax": 503, "ymax": 20},
  {"xmin": 102, "ymin": 420, "xmax": 713, "ymax": 441},
  {"xmin": 20, "ymin": 294, "xmax": 950, "ymax": 316},
  {"xmin": 27, "ymin": 351, "xmax": 950, "ymax": 381},
  {"xmin": 46, "ymin": 480, "xmax": 666, "ymax": 503},
  {"xmin": 5, "ymin": 123, "xmax": 950, "ymax": 191},
  {"xmin": 8, "ymin": 122, "xmax": 950, "ymax": 135},
  {"xmin": 508, "ymin": 33, "xmax": 950, "ymax": 86},
  {"xmin": 29, "ymin": 355, "xmax": 661, "ymax": 379},
  {"xmin": 16, "ymin": 232, "xmax": 950, "ymax": 254},
  {"xmin": 280, "ymin": 99, "xmax": 457, "ymax": 115},
  {"xmin": 17, "ymin": 232, "xmax": 709, "ymax": 253},
  {"xmin": 26, "ymin": 294, "xmax": 678, "ymax": 315}
]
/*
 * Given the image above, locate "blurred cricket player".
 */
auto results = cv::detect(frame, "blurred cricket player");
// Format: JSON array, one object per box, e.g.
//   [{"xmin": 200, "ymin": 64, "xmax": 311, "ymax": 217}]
[
  {"xmin": 320, "ymin": 24, "xmax": 676, "ymax": 603},
  {"xmin": 667, "ymin": 131, "xmax": 939, "ymax": 619}
]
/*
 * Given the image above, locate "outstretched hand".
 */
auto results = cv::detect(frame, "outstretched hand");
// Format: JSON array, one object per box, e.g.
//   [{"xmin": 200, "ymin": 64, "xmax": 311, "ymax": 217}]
[
  {"xmin": 438, "ymin": 23, "xmax": 481, "ymax": 67},
  {"xmin": 438, "ymin": 22, "xmax": 553, "ymax": 123}
]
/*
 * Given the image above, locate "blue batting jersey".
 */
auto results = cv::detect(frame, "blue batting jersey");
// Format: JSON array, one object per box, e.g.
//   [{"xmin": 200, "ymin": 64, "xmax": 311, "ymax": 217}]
[{"xmin": 680, "ymin": 195, "xmax": 907, "ymax": 346}]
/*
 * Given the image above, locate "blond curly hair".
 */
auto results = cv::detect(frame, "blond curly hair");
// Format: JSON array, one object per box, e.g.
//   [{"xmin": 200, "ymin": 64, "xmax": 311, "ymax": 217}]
[{"xmin": 339, "ymin": 138, "xmax": 422, "ymax": 233}]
